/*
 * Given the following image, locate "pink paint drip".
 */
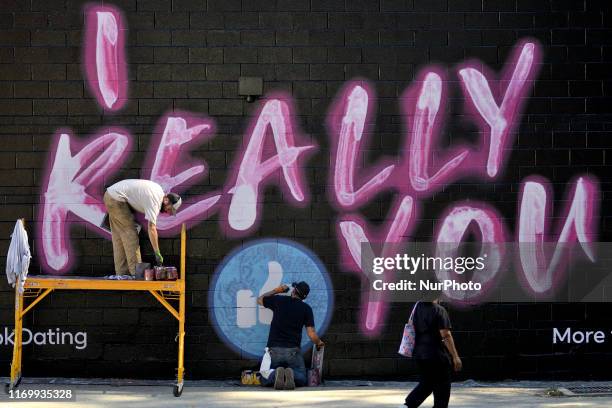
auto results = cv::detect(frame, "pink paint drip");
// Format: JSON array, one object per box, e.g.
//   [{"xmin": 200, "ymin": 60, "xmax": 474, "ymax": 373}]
[
  {"xmin": 338, "ymin": 195, "xmax": 416, "ymax": 335},
  {"xmin": 144, "ymin": 113, "xmax": 222, "ymax": 234},
  {"xmin": 84, "ymin": 4, "xmax": 127, "ymax": 111},
  {"xmin": 329, "ymin": 82, "xmax": 395, "ymax": 208},
  {"xmin": 517, "ymin": 176, "xmax": 599, "ymax": 294},
  {"xmin": 40, "ymin": 130, "xmax": 132, "ymax": 273},
  {"xmin": 459, "ymin": 41, "xmax": 540, "ymax": 178},
  {"xmin": 225, "ymin": 96, "xmax": 315, "ymax": 233}
]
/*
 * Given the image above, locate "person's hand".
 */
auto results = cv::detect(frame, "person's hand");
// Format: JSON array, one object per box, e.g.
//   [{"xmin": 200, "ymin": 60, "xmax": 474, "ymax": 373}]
[
  {"xmin": 453, "ymin": 356, "xmax": 463, "ymax": 372},
  {"xmin": 277, "ymin": 284, "xmax": 290, "ymax": 293},
  {"xmin": 154, "ymin": 250, "xmax": 164, "ymax": 266},
  {"xmin": 316, "ymin": 341, "xmax": 325, "ymax": 351}
]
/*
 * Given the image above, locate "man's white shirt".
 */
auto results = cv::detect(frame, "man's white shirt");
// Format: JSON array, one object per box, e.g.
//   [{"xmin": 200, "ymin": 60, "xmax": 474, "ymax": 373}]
[{"xmin": 107, "ymin": 179, "xmax": 164, "ymax": 225}]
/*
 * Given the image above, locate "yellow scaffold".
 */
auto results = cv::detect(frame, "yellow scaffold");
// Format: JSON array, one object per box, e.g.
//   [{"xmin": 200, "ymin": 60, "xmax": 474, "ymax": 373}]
[{"xmin": 6, "ymin": 223, "xmax": 188, "ymax": 397}]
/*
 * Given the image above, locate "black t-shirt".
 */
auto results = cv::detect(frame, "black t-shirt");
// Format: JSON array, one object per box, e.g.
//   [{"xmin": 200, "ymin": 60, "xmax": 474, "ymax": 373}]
[
  {"xmin": 412, "ymin": 302, "xmax": 452, "ymax": 363},
  {"xmin": 263, "ymin": 295, "xmax": 315, "ymax": 348}
]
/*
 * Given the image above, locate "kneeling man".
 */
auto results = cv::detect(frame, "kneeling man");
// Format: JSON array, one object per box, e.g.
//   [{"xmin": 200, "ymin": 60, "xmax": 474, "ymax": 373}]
[{"xmin": 257, "ymin": 281, "xmax": 325, "ymax": 390}]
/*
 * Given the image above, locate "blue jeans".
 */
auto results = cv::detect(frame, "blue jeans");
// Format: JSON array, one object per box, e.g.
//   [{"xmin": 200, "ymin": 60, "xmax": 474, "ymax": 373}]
[{"xmin": 261, "ymin": 347, "xmax": 308, "ymax": 387}]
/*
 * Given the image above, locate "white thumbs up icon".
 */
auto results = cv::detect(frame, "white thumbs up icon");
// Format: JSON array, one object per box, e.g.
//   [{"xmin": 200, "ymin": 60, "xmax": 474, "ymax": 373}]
[{"xmin": 236, "ymin": 261, "xmax": 284, "ymax": 329}]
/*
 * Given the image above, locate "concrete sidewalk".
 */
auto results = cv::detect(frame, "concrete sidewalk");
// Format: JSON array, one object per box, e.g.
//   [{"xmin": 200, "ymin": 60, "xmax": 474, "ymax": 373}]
[{"xmin": 1, "ymin": 379, "xmax": 611, "ymax": 407}]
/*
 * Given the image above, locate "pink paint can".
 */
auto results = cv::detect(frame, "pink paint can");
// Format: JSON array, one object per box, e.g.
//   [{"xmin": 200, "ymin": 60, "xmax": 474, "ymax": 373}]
[
  {"xmin": 144, "ymin": 269, "xmax": 155, "ymax": 281},
  {"xmin": 154, "ymin": 266, "xmax": 167, "ymax": 281},
  {"xmin": 166, "ymin": 267, "xmax": 178, "ymax": 280}
]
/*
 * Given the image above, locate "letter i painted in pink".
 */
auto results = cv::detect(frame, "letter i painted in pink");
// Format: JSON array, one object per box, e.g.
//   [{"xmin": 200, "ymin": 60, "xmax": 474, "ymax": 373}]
[{"xmin": 83, "ymin": 4, "xmax": 128, "ymax": 111}]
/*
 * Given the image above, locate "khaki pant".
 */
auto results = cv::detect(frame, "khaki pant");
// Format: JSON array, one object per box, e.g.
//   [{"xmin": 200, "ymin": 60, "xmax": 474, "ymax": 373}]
[{"xmin": 103, "ymin": 191, "xmax": 141, "ymax": 276}]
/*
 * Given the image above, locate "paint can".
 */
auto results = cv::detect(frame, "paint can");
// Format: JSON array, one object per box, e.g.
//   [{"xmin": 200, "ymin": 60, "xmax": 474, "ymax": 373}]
[
  {"xmin": 166, "ymin": 266, "xmax": 178, "ymax": 280},
  {"xmin": 155, "ymin": 266, "xmax": 167, "ymax": 281},
  {"xmin": 144, "ymin": 268, "xmax": 155, "ymax": 281},
  {"xmin": 241, "ymin": 370, "xmax": 261, "ymax": 385},
  {"xmin": 135, "ymin": 262, "xmax": 150, "ymax": 280}
]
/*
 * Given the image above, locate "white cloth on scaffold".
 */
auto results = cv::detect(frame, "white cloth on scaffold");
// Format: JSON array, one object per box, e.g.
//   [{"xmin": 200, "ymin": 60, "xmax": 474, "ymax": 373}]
[{"xmin": 6, "ymin": 219, "xmax": 31, "ymax": 293}]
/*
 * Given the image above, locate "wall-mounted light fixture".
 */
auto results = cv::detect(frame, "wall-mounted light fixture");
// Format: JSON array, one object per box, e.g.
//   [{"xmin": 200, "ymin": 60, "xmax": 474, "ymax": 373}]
[{"xmin": 239, "ymin": 76, "xmax": 263, "ymax": 103}]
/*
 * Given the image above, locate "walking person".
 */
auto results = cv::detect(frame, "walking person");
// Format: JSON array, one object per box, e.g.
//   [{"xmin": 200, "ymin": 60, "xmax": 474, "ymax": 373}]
[
  {"xmin": 403, "ymin": 300, "xmax": 462, "ymax": 408},
  {"xmin": 257, "ymin": 281, "xmax": 325, "ymax": 390}
]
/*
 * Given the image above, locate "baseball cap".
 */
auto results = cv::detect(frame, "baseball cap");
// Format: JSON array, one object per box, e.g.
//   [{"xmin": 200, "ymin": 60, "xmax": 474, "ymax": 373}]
[
  {"xmin": 166, "ymin": 192, "xmax": 182, "ymax": 215},
  {"xmin": 292, "ymin": 281, "xmax": 310, "ymax": 299}
]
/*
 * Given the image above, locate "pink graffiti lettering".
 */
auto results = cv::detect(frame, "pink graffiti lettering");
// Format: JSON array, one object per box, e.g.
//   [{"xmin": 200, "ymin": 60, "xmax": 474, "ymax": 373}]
[
  {"xmin": 338, "ymin": 195, "xmax": 416, "ymax": 335},
  {"xmin": 226, "ymin": 96, "xmax": 315, "ymax": 233},
  {"xmin": 40, "ymin": 13, "xmax": 602, "ymax": 342},
  {"xmin": 144, "ymin": 113, "xmax": 222, "ymax": 233},
  {"xmin": 84, "ymin": 5, "xmax": 127, "ymax": 111},
  {"xmin": 517, "ymin": 176, "xmax": 598, "ymax": 294},
  {"xmin": 329, "ymin": 83, "xmax": 395, "ymax": 207},
  {"xmin": 459, "ymin": 41, "xmax": 539, "ymax": 178},
  {"xmin": 400, "ymin": 71, "xmax": 469, "ymax": 193},
  {"xmin": 334, "ymin": 41, "xmax": 541, "ymax": 329},
  {"xmin": 40, "ymin": 130, "xmax": 131, "ymax": 273},
  {"xmin": 435, "ymin": 204, "xmax": 507, "ymax": 303}
]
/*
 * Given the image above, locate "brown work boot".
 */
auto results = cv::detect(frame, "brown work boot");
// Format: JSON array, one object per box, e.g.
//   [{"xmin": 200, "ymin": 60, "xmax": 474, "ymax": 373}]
[
  {"xmin": 284, "ymin": 368, "xmax": 295, "ymax": 390},
  {"xmin": 274, "ymin": 367, "xmax": 286, "ymax": 390}
]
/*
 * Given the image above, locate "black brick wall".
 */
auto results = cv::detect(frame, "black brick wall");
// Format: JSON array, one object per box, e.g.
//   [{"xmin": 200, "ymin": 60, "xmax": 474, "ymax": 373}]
[{"xmin": 1, "ymin": 0, "xmax": 612, "ymax": 380}]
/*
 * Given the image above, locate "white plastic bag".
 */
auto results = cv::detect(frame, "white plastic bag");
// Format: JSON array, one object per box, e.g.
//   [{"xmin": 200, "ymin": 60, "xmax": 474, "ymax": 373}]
[{"xmin": 259, "ymin": 347, "xmax": 272, "ymax": 380}]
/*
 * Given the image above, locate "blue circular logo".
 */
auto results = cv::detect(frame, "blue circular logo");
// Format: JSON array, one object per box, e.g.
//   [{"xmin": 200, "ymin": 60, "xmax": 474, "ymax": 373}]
[{"xmin": 209, "ymin": 239, "xmax": 333, "ymax": 359}]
